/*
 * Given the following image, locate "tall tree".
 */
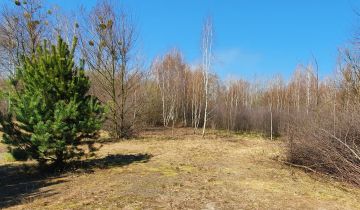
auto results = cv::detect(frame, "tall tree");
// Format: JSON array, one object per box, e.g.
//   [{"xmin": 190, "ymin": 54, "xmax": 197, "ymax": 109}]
[
  {"xmin": 201, "ymin": 17, "xmax": 213, "ymax": 137},
  {"xmin": 80, "ymin": 1, "xmax": 141, "ymax": 138},
  {"xmin": 190, "ymin": 68, "xmax": 204, "ymax": 133},
  {"xmin": 153, "ymin": 49, "xmax": 186, "ymax": 130}
]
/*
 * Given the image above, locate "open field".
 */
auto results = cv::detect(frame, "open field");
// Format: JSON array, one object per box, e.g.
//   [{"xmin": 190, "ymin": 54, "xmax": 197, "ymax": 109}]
[{"xmin": 0, "ymin": 128, "xmax": 359, "ymax": 210}]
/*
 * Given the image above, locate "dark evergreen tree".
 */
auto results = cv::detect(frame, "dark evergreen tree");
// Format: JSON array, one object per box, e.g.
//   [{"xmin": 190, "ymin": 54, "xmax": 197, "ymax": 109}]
[{"xmin": 0, "ymin": 36, "xmax": 104, "ymax": 166}]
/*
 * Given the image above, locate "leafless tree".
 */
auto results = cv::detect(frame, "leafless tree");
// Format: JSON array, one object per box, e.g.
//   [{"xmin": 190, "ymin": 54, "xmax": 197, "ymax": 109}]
[
  {"xmin": 0, "ymin": 0, "xmax": 51, "ymax": 76},
  {"xmin": 190, "ymin": 68, "xmax": 204, "ymax": 133},
  {"xmin": 201, "ymin": 17, "xmax": 213, "ymax": 137},
  {"xmin": 79, "ymin": 1, "xmax": 141, "ymax": 138},
  {"xmin": 152, "ymin": 50, "xmax": 187, "ymax": 133}
]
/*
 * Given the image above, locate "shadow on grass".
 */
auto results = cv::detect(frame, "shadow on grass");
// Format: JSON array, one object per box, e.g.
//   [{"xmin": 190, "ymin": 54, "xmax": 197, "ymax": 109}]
[{"xmin": 0, "ymin": 153, "xmax": 151, "ymax": 208}]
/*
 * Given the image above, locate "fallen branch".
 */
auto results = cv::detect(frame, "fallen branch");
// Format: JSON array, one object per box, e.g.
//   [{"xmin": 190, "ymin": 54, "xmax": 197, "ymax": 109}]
[{"xmin": 278, "ymin": 160, "xmax": 317, "ymax": 173}]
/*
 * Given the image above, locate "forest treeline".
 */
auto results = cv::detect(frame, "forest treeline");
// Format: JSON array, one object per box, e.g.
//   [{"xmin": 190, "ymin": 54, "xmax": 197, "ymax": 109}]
[{"xmin": 0, "ymin": 0, "xmax": 359, "ymax": 185}]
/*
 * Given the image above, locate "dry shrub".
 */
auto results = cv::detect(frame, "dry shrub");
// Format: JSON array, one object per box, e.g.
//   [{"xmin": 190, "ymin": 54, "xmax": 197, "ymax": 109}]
[{"xmin": 287, "ymin": 108, "xmax": 360, "ymax": 185}]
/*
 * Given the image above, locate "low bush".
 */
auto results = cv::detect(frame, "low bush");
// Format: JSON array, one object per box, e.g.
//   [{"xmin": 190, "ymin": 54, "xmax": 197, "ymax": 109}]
[{"xmin": 287, "ymin": 109, "xmax": 360, "ymax": 185}]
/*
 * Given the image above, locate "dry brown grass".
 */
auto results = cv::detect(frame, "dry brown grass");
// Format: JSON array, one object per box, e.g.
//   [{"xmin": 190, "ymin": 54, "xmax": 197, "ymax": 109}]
[{"xmin": 0, "ymin": 128, "xmax": 359, "ymax": 209}]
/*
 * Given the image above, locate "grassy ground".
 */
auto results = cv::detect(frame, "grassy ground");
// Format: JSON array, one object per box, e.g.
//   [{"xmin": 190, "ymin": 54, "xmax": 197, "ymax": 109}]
[{"xmin": 0, "ymin": 128, "xmax": 359, "ymax": 209}]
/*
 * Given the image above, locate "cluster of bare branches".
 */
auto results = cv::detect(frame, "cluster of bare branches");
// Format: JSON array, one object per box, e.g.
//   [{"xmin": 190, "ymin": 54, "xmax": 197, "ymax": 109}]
[
  {"xmin": 152, "ymin": 50, "xmax": 186, "ymax": 129},
  {"xmin": 0, "ymin": 0, "xmax": 55, "ymax": 76},
  {"xmin": 285, "ymin": 51, "xmax": 360, "ymax": 186},
  {"xmin": 78, "ymin": 1, "xmax": 142, "ymax": 138}
]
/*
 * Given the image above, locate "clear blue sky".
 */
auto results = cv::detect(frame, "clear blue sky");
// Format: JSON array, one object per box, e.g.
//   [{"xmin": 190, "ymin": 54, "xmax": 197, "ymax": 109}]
[{"xmin": 50, "ymin": 0, "xmax": 360, "ymax": 80}]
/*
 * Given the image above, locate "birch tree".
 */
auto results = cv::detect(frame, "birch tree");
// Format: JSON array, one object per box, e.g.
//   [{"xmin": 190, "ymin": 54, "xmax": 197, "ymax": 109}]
[
  {"xmin": 153, "ymin": 50, "xmax": 186, "ymax": 130},
  {"xmin": 191, "ymin": 68, "xmax": 204, "ymax": 133},
  {"xmin": 201, "ymin": 17, "xmax": 213, "ymax": 137}
]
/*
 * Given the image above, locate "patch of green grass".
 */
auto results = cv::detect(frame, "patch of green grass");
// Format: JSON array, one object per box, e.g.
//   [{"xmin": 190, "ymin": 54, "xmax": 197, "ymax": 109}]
[
  {"xmin": 213, "ymin": 129, "xmax": 267, "ymax": 140},
  {"xmin": 145, "ymin": 164, "xmax": 197, "ymax": 177},
  {"xmin": 146, "ymin": 165, "xmax": 178, "ymax": 177},
  {"xmin": 1, "ymin": 152, "xmax": 15, "ymax": 162}
]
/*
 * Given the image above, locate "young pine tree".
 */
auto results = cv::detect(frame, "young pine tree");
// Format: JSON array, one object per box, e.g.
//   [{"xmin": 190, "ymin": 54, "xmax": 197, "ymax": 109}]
[{"xmin": 0, "ymin": 36, "xmax": 104, "ymax": 166}]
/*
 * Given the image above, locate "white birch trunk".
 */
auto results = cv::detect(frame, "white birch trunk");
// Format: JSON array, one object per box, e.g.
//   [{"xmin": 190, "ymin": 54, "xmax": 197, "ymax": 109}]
[{"xmin": 201, "ymin": 17, "xmax": 213, "ymax": 138}]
